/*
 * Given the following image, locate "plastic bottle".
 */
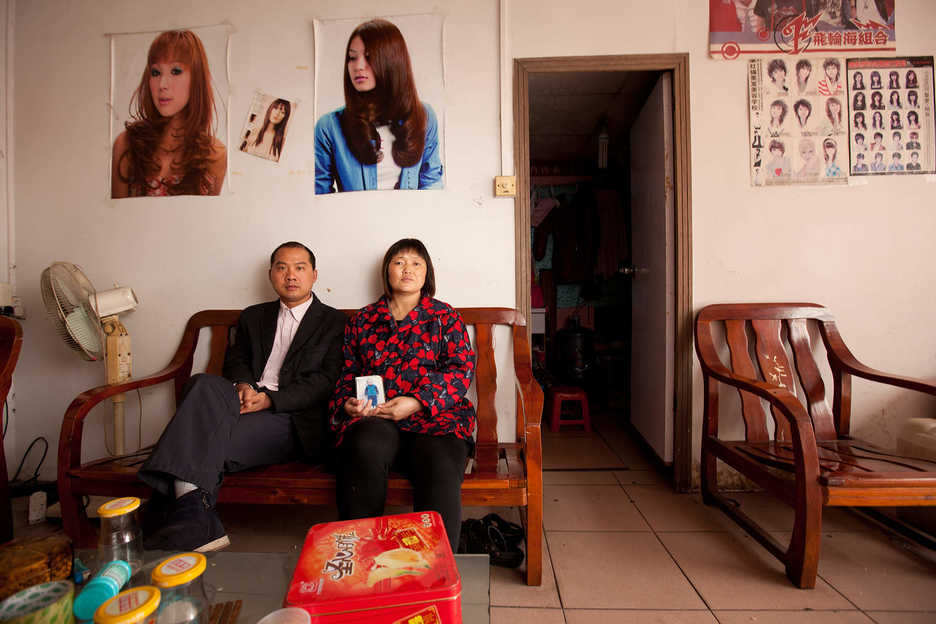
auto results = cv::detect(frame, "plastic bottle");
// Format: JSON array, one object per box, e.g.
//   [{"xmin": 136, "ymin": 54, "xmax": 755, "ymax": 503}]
[
  {"xmin": 73, "ymin": 560, "xmax": 132, "ymax": 622},
  {"xmin": 96, "ymin": 497, "xmax": 144, "ymax": 574}
]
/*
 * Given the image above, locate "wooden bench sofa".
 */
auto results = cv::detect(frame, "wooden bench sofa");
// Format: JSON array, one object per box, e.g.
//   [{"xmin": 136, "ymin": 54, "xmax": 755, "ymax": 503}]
[
  {"xmin": 695, "ymin": 302, "xmax": 936, "ymax": 588},
  {"xmin": 57, "ymin": 307, "xmax": 545, "ymax": 585}
]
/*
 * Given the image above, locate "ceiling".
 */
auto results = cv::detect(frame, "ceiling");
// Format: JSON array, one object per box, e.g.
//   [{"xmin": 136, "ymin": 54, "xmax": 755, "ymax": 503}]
[{"xmin": 528, "ymin": 70, "xmax": 662, "ymax": 166}]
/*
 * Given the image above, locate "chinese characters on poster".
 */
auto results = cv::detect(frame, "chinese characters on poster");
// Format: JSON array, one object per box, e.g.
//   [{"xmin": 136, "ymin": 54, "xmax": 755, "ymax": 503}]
[{"xmin": 710, "ymin": 0, "xmax": 895, "ymax": 60}]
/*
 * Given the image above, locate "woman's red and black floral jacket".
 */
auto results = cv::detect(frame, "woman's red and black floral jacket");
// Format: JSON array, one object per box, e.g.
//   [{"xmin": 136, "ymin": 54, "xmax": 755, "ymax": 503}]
[{"xmin": 329, "ymin": 296, "xmax": 476, "ymax": 445}]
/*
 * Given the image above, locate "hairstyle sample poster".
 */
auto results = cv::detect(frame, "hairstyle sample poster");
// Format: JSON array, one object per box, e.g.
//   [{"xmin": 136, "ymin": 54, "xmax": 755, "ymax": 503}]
[
  {"xmin": 108, "ymin": 25, "xmax": 231, "ymax": 198},
  {"xmin": 239, "ymin": 92, "xmax": 298, "ymax": 164},
  {"xmin": 847, "ymin": 56, "xmax": 935, "ymax": 176},
  {"xmin": 710, "ymin": 0, "xmax": 896, "ymax": 61},
  {"xmin": 749, "ymin": 56, "xmax": 849, "ymax": 186},
  {"xmin": 312, "ymin": 14, "xmax": 445, "ymax": 194}
]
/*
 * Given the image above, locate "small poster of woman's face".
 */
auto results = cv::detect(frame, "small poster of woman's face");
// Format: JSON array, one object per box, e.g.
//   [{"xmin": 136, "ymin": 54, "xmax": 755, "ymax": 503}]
[{"xmin": 239, "ymin": 92, "xmax": 296, "ymax": 163}]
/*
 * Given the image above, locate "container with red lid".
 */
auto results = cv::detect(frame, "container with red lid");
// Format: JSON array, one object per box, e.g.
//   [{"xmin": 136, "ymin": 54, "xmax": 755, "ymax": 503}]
[{"xmin": 285, "ymin": 511, "xmax": 461, "ymax": 623}]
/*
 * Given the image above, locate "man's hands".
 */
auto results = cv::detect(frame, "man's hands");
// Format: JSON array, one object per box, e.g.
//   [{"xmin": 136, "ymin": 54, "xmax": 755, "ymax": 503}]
[
  {"xmin": 236, "ymin": 382, "xmax": 272, "ymax": 414},
  {"xmin": 343, "ymin": 395, "xmax": 421, "ymax": 422}
]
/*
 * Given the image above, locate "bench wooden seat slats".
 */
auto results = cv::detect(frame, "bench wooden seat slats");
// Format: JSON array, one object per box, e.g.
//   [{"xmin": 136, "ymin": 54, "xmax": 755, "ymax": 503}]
[
  {"xmin": 695, "ymin": 302, "xmax": 936, "ymax": 588},
  {"xmin": 57, "ymin": 307, "xmax": 545, "ymax": 585}
]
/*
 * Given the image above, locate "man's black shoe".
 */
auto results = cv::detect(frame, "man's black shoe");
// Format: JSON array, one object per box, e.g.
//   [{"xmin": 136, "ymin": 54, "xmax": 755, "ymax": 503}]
[{"xmin": 142, "ymin": 488, "xmax": 230, "ymax": 552}]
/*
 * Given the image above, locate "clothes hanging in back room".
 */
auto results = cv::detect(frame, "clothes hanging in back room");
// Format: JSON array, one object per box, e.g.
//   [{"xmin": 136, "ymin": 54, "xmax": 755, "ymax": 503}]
[
  {"xmin": 593, "ymin": 188, "xmax": 629, "ymax": 279},
  {"xmin": 533, "ymin": 186, "xmax": 599, "ymax": 283},
  {"xmin": 532, "ymin": 197, "xmax": 558, "ymax": 227}
]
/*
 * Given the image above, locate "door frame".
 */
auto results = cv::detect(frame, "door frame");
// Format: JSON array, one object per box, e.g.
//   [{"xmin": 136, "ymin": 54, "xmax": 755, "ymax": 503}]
[{"xmin": 514, "ymin": 53, "xmax": 693, "ymax": 491}]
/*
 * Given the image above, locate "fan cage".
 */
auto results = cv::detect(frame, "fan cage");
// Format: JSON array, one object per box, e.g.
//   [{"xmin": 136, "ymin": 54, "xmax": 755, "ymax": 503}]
[{"xmin": 40, "ymin": 262, "xmax": 104, "ymax": 361}]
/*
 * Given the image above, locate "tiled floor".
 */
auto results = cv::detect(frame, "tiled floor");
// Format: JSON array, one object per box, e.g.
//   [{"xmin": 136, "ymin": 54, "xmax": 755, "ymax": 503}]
[
  {"xmin": 10, "ymin": 409, "xmax": 936, "ymax": 623},
  {"xmin": 486, "ymin": 411, "xmax": 936, "ymax": 624}
]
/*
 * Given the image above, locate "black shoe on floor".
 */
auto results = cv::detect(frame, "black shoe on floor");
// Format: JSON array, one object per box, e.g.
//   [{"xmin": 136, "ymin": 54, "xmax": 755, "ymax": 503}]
[
  {"xmin": 141, "ymin": 491, "xmax": 173, "ymax": 537},
  {"xmin": 143, "ymin": 488, "xmax": 230, "ymax": 552}
]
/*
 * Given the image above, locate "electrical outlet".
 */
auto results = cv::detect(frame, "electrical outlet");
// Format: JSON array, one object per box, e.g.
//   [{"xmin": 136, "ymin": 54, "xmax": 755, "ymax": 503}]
[
  {"xmin": 494, "ymin": 175, "xmax": 516, "ymax": 197},
  {"xmin": 28, "ymin": 491, "xmax": 47, "ymax": 525},
  {"xmin": 11, "ymin": 295, "xmax": 24, "ymax": 319}
]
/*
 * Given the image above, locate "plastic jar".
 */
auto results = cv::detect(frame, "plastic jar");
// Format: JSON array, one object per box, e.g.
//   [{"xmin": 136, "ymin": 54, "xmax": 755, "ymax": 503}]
[
  {"xmin": 93, "ymin": 586, "xmax": 161, "ymax": 624},
  {"xmin": 73, "ymin": 560, "xmax": 132, "ymax": 621},
  {"xmin": 151, "ymin": 553, "xmax": 209, "ymax": 624},
  {"xmin": 97, "ymin": 497, "xmax": 144, "ymax": 575}
]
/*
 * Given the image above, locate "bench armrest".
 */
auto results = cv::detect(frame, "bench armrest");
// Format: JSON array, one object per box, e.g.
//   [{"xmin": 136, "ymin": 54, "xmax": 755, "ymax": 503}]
[{"xmin": 57, "ymin": 357, "xmax": 194, "ymax": 480}]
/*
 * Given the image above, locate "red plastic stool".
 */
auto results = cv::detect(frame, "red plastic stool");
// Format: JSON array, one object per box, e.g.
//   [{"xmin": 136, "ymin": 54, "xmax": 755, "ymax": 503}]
[{"xmin": 548, "ymin": 385, "xmax": 591, "ymax": 433}]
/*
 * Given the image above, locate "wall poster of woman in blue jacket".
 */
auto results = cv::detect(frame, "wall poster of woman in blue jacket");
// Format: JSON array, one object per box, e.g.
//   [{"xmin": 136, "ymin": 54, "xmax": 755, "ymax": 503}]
[{"xmin": 314, "ymin": 17, "xmax": 443, "ymax": 194}]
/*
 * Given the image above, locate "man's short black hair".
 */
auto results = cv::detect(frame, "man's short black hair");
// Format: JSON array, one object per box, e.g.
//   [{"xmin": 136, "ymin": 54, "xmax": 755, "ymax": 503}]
[{"xmin": 270, "ymin": 242, "xmax": 316, "ymax": 268}]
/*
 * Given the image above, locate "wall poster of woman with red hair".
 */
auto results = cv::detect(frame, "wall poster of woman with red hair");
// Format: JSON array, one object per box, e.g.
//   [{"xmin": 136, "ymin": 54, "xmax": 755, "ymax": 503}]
[
  {"xmin": 109, "ymin": 26, "xmax": 230, "ymax": 198},
  {"xmin": 314, "ymin": 14, "xmax": 444, "ymax": 194}
]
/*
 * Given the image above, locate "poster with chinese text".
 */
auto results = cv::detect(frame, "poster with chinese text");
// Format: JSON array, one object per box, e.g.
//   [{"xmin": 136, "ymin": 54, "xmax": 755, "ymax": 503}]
[
  {"xmin": 847, "ymin": 56, "xmax": 935, "ymax": 176},
  {"xmin": 710, "ymin": 0, "xmax": 895, "ymax": 61},
  {"xmin": 749, "ymin": 56, "xmax": 849, "ymax": 186}
]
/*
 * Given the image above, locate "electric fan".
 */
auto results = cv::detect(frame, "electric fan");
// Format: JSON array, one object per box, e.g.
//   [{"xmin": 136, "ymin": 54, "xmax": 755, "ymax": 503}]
[{"xmin": 40, "ymin": 262, "xmax": 139, "ymax": 455}]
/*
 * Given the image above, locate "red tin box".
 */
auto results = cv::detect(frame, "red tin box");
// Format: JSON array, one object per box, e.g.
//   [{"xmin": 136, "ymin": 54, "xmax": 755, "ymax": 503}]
[{"xmin": 285, "ymin": 511, "xmax": 461, "ymax": 623}]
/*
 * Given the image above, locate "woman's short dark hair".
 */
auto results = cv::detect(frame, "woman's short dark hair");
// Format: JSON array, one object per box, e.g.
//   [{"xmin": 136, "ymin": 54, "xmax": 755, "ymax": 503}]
[
  {"xmin": 794, "ymin": 99, "xmax": 811, "ymax": 124},
  {"xmin": 767, "ymin": 59, "xmax": 786, "ymax": 78},
  {"xmin": 270, "ymin": 241, "xmax": 316, "ymax": 268},
  {"xmin": 381, "ymin": 238, "xmax": 436, "ymax": 298},
  {"xmin": 770, "ymin": 99, "xmax": 788, "ymax": 122},
  {"xmin": 769, "ymin": 139, "xmax": 784, "ymax": 153}
]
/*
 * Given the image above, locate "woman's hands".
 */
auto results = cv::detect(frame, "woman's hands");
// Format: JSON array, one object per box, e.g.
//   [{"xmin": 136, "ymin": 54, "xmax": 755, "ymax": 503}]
[
  {"xmin": 344, "ymin": 397, "xmax": 377, "ymax": 418},
  {"xmin": 343, "ymin": 396, "xmax": 421, "ymax": 421},
  {"xmin": 374, "ymin": 396, "xmax": 421, "ymax": 421}
]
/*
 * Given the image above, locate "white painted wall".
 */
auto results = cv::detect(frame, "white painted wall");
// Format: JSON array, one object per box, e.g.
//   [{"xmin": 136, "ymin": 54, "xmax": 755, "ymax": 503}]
[
  {"xmin": 9, "ymin": 0, "xmax": 936, "ymax": 483},
  {"xmin": 10, "ymin": 0, "xmax": 513, "ymax": 479},
  {"xmin": 509, "ymin": 0, "xmax": 936, "ymax": 472}
]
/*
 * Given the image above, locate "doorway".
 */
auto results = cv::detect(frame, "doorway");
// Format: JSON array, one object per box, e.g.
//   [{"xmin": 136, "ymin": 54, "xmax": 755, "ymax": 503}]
[{"xmin": 514, "ymin": 54, "xmax": 693, "ymax": 491}]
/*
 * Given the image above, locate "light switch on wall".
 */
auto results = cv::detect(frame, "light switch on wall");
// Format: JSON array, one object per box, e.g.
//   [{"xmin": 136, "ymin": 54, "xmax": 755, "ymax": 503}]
[{"xmin": 494, "ymin": 176, "xmax": 516, "ymax": 197}]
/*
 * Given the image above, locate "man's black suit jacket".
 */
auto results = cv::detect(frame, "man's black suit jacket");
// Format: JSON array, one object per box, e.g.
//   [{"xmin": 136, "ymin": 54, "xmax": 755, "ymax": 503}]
[{"xmin": 222, "ymin": 294, "xmax": 346, "ymax": 461}]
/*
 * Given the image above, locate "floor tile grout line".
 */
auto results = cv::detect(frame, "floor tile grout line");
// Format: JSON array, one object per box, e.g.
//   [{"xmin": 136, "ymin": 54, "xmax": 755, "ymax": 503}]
[
  {"xmin": 592, "ymin": 421, "xmax": 646, "ymax": 468},
  {"xmin": 621, "ymin": 481, "xmax": 720, "ymax": 619},
  {"xmin": 541, "ymin": 525, "xmax": 568, "ymax": 614},
  {"xmin": 814, "ymin": 569, "xmax": 865, "ymax": 612}
]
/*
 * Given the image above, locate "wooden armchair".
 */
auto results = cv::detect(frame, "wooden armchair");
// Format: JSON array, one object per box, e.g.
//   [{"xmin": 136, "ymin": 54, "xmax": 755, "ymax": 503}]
[
  {"xmin": 0, "ymin": 317, "xmax": 23, "ymax": 543},
  {"xmin": 695, "ymin": 303, "xmax": 936, "ymax": 588}
]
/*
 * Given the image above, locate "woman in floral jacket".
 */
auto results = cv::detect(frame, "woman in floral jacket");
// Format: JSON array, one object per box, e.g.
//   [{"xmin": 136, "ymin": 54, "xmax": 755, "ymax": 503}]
[{"xmin": 330, "ymin": 238, "xmax": 476, "ymax": 550}]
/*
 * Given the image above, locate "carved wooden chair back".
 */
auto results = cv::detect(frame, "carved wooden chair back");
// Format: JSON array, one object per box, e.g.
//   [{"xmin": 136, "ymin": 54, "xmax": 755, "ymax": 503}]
[{"xmin": 696, "ymin": 303, "xmax": 845, "ymax": 443}]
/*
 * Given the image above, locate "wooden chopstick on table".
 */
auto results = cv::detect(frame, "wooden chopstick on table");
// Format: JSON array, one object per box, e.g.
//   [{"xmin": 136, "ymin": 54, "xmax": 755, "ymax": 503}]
[{"xmin": 208, "ymin": 600, "xmax": 242, "ymax": 624}]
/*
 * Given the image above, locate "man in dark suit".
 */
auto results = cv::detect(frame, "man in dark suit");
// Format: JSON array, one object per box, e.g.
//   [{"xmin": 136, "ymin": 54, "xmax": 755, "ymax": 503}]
[{"xmin": 139, "ymin": 241, "xmax": 346, "ymax": 552}]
